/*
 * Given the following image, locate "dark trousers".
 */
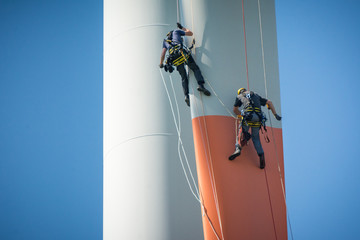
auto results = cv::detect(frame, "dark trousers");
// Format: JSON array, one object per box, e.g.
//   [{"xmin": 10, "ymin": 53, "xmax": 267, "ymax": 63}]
[
  {"xmin": 176, "ymin": 55, "xmax": 205, "ymax": 96},
  {"xmin": 242, "ymin": 114, "xmax": 264, "ymax": 156},
  {"xmin": 236, "ymin": 113, "xmax": 264, "ymax": 156}
]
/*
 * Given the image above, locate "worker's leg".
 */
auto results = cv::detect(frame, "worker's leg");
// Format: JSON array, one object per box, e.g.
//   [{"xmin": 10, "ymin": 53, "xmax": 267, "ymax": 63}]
[
  {"xmin": 251, "ymin": 126, "xmax": 266, "ymax": 169},
  {"xmin": 229, "ymin": 120, "xmax": 242, "ymax": 160},
  {"xmin": 176, "ymin": 64, "xmax": 189, "ymax": 96},
  {"xmin": 186, "ymin": 55, "xmax": 211, "ymax": 96},
  {"xmin": 251, "ymin": 121, "xmax": 265, "ymax": 169},
  {"xmin": 249, "ymin": 113, "xmax": 264, "ymax": 155},
  {"xmin": 251, "ymin": 126, "xmax": 264, "ymax": 156},
  {"xmin": 186, "ymin": 55, "xmax": 204, "ymax": 85},
  {"xmin": 235, "ymin": 120, "xmax": 243, "ymax": 147},
  {"xmin": 241, "ymin": 124, "xmax": 251, "ymax": 146}
]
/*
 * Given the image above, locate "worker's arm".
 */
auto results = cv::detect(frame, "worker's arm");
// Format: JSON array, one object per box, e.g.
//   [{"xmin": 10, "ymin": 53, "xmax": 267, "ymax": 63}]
[
  {"xmin": 233, "ymin": 106, "xmax": 242, "ymax": 117},
  {"xmin": 159, "ymin": 48, "xmax": 167, "ymax": 67},
  {"xmin": 182, "ymin": 27, "xmax": 193, "ymax": 36},
  {"xmin": 177, "ymin": 22, "xmax": 193, "ymax": 36},
  {"xmin": 266, "ymin": 100, "xmax": 281, "ymax": 120}
]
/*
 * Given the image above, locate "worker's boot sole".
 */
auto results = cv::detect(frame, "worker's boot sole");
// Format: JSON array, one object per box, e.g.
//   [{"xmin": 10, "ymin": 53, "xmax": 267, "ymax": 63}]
[
  {"xmin": 229, "ymin": 148, "xmax": 241, "ymax": 161},
  {"xmin": 197, "ymin": 86, "xmax": 211, "ymax": 96}
]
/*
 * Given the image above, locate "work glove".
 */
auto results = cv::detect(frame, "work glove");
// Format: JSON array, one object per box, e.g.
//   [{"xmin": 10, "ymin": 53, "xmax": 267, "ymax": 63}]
[
  {"xmin": 275, "ymin": 114, "xmax": 282, "ymax": 121},
  {"xmin": 159, "ymin": 63, "xmax": 164, "ymax": 68},
  {"xmin": 177, "ymin": 22, "xmax": 184, "ymax": 29}
]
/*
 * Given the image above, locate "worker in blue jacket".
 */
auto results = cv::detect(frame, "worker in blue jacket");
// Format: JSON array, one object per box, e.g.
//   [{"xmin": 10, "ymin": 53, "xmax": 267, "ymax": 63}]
[{"xmin": 160, "ymin": 23, "xmax": 211, "ymax": 106}]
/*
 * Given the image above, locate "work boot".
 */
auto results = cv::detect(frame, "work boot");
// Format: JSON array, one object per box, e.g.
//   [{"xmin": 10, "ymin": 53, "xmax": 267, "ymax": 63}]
[
  {"xmin": 185, "ymin": 95, "xmax": 190, "ymax": 107},
  {"xmin": 197, "ymin": 84, "xmax": 211, "ymax": 96},
  {"xmin": 259, "ymin": 153, "xmax": 265, "ymax": 169},
  {"xmin": 229, "ymin": 146, "xmax": 241, "ymax": 161}
]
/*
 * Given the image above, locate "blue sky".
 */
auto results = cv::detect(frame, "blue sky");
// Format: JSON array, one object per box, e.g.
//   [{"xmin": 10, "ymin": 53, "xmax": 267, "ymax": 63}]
[
  {"xmin": 0, "ymin": 1, "xmax": 102, "ymax": 239},
  {"xmin": 1, "ymin": 0, "xmax": 359, "ymax": 240},
  {"xmin": 276, "ymin": 0, "xmax": 360, "ymax": 239}
]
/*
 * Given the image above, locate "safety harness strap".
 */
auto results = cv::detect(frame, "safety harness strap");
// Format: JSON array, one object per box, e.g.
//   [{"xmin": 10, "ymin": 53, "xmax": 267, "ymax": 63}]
[
  {"xmin": 241, "ymin": 93, "xmax": 271, "ymax": 143},
  {"xmin": 172, "ymin": 51, "xmax": 190, "ymax": 66}
]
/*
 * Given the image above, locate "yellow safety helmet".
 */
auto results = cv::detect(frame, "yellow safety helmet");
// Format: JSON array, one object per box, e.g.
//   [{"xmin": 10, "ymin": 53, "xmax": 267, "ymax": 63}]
[{"xmin": 237, "ymin": 88, "xmax": 246, "ymax": 95}]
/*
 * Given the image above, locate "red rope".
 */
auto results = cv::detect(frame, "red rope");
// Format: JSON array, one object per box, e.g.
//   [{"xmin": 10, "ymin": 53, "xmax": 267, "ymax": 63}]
[
  {"xmin": 242, "ymin": 1, "xmax": 278, "ymax": 239},
  {"xmin": 264, "ymin": 168, "xmax": 278, "ymax": 240}
]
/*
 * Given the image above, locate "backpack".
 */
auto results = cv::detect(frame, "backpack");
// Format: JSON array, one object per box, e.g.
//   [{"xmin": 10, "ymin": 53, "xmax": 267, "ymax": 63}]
[
  {"xmin": 238, "ymin": 91, "xmax": 257, "ymax": 111},
  {"xmin": 238, "ymin": 91, "xmax": 265, "ymax": 124}
]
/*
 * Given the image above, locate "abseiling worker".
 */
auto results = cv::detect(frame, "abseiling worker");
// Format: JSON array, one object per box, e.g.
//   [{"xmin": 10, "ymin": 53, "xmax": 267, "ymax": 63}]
[
  {"xmin": 229, "ymin": 88, "xmax": 281, "ymax": 169},
  {"xmin": 160, "ymin": 22, "xmax": 211, "ymax": 106}
]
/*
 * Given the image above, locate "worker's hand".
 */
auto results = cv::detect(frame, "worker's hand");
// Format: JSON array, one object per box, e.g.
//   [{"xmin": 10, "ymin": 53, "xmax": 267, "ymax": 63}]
[
  {"xmin": 266, "ymin": 104, "xmax": 270, "ymax": 109},
  {"xmin": 159, "ymin": 63, "xmax": 164, "ymax": 68},
  {"xmin": 237, "ymin": 115, "xmax": 242, "ymax": 119},
  {"xmin": 275, "ymin": 114, "xmax": 282, "ymax": 121},
  {"xmin": 177, "ymin": 22, "xmax": 184, "ymax": 29}
]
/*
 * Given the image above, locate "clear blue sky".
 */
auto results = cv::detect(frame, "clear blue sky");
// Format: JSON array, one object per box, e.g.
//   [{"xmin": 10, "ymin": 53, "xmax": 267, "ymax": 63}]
[
  {"xmin": 276, "ymin": 0, "xmax": 360, "ymax": 239},
  {"xmin": 0, "ymin": 1, "xmax": 103, "ymax": 239},
  {"xmin": 1, "ymin": 0, "xmax": 359, "ymax": 240}
]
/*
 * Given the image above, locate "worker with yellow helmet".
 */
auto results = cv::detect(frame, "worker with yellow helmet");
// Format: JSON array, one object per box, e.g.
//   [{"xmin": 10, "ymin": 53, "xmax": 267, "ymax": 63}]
[{"xmin": 229, "ymin": 88, "xmax": 281, "ymax": 169}]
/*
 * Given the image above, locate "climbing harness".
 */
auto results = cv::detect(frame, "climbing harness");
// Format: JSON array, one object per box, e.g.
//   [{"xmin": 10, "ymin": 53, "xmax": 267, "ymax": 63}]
[
  {"xmin": 237, "ymin": 91, "xmax": 270, "ymax": 143},
  {"xmin": 163, "ymin": 31, "xmax": 195, "ymax": 72},
  {"xmin": 165, "ymin": 44, "xmax": 191, "ymax": 67}
]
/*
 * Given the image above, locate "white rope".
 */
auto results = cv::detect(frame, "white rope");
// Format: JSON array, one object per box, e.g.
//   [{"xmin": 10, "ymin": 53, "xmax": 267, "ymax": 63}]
[
  {"xmin": 169, "ymin": 74, "xmax": 200, "ymax": 197},
  {"xmin": 268, "ymin": 111, "xmax": 294, "ymax": 240},
  {"xmin": 173, "ymin": 1, "xmax": 223, "ymax": 238},
  {"xmin": 200, "ymin": 192, "xmax": 222, "ymax": 240},
  {"xmin": 187, "ymin": 3, "xmax": 225, "ymax": 238},
  {"xmin": 198, "ymin": 90, "xmax": 225, "ymax": 240},
  {"xmin": 205, "ymin": 78, "xmax": 237, "ymax": 119},
  {"xmin": 174, "ymin": 0, "xmax": 202, "ymax": 201},
  {"xmin": 257, "ymin": 0, "xmax": 268, "ymax": 99},
  {"xmin": 159, "ymin": 69, "xmax": 200, "ymax": 202},
  {"xmin": 176, "ymin": 0, "xmax": 180, "ymax": 23},
  {"xmin": 188, "ymin": 1, "xmax": 224, "ymax": 237},
  {"xmin": 161, "ymin": 68, "xmax": 221, "ymax": 240},
  {"xmin": 190, "ymin": 82, "xmax": 222, "ymax": 240},
  {"xmin": 257, "ymin": 0, "xmax": 294, "ymax": 239}
]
